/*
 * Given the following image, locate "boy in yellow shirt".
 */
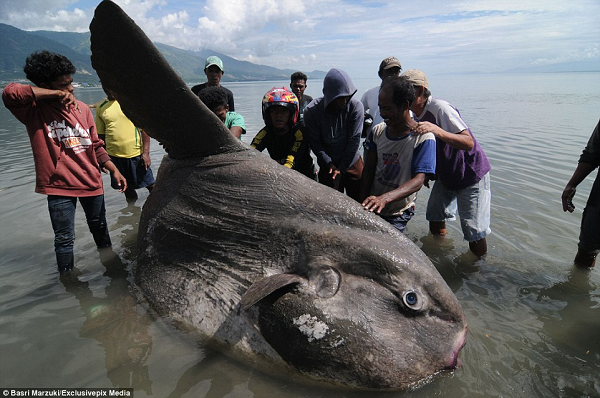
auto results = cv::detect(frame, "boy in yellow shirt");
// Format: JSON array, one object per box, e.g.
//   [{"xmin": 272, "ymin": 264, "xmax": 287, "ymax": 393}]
[{"xmin": 94, "ymin": 90, "xmax": 155, "ymax": 201}]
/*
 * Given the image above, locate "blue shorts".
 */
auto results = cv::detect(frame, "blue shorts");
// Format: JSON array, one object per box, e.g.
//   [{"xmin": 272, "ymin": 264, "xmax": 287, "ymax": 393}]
[
  {"xmin": 426, "ymin": 172, "xmax": 491, "ymax": 242},
  {"xmin": 381, "ymin": 206, "xmax": 415, "ymax": 233},
  {"xmin": 109, "ymin": 155, "xmax": 155, "ymax": 190}
]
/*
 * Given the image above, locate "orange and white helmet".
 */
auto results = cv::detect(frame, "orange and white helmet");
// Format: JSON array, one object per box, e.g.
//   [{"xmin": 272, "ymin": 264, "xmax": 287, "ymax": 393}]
[{"xmin": 261, "ymin": 87, "xmax": 299, "ymax": 128}]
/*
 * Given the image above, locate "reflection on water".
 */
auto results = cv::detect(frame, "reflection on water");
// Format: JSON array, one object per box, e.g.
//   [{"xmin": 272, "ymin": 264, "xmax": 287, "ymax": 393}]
[
  {"xmin": 60, "ymin": 249, "xmax": 153, "ymax": 394},
  {"xmin": 533, "ymin": 269, "xmax": 600, "ymax": 396},
  {"xmin": 1, "ymin": 74, "xmax": 600, "ymax": 397}
]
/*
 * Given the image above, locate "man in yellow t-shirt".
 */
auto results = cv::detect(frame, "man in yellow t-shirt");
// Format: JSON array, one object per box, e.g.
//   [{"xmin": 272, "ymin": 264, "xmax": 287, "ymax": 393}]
[{"xmin": 94, "ymin": 90, "xmax": 155, "ymax": 201}]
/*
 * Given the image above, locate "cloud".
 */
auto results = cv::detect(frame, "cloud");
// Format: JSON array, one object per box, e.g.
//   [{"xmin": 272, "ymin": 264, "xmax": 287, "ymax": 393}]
[
  {"xmin": 147, "ymin": 0, "xmax": 318, "ymax": 58},
  {"xmin": 0, "ymin": 0, "xmax": 598, "ymax": 77},
  {"xmin": 0, "ymin": 0, "xmax": 91, "ymax": 32}
]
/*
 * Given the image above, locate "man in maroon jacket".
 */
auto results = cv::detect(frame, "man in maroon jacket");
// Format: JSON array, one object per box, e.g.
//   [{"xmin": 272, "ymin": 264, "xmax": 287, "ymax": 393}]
[{"xmin": 2, "ymin": 51, "xmax": 127, "ymax": 275}]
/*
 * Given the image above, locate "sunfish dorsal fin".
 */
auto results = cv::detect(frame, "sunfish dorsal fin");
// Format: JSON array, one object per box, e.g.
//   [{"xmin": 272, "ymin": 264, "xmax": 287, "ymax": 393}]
[{"xmin": 89, "ymin": 0, "xmax": 244, "ymax": 159}]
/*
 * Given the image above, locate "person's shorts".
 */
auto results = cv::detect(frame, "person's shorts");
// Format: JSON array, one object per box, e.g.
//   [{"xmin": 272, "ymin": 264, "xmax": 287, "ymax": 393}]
[
  {"xmin": 426, "ymin": 172, "xmax": 491, "ymax": 242},
  {"xmin": 381, "ymin": 206, "xmax": 415, "ymax": 233},
  {"xmin": 109, "ymin": 155, "xmax": 155, "ymax": 190}
]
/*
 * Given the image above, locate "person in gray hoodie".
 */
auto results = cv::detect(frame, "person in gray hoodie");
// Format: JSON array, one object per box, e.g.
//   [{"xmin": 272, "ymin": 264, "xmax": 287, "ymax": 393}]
[{"xmin": 304, "ymin": 68, "xmax": 364, "ymax": 201}]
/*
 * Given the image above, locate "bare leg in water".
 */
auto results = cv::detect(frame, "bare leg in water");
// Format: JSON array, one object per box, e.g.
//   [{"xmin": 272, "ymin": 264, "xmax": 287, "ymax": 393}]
[
  {"xmin": 574, "ymin": 249, "xmax": 597, "ymax": 268},
  {"xmin": 430, "ymin": 221, "xmax": 487, "ymax": 257},
  {"xmin": 429, "ymin": 221, "xmax": 447, "ymax": 236}
]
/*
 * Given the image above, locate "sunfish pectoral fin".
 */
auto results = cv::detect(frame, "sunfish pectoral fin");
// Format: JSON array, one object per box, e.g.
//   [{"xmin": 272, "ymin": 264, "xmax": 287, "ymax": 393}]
[
  {"xmin": 89, "ymin": 0, "xmax": 244, "ymax": 159},
  {"xmin": 241, "ymin": 274, "xmax": 306, "ymax": 310}
]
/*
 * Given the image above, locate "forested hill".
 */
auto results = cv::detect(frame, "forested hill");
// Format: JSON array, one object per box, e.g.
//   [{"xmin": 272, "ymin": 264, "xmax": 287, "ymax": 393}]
[{"xmin": 0, "ymin": 23, "xmax": 325, "ymax": 84}]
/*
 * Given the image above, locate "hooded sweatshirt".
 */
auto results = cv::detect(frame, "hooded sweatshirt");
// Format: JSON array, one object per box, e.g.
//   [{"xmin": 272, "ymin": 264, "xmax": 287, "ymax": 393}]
[
  {"xmin": 304, "ymin": 69, "xmax": 364, "ymax": 172},
  {"xmin": 2, "ymin": 83, "xmax": 110, "ymax": 196}
]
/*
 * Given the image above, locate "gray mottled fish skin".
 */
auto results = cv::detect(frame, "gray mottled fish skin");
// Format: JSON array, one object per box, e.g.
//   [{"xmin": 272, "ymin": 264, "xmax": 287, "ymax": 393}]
[{"xmin": 90, "ymin": 0, "xmax": 468, "ymax": 390}]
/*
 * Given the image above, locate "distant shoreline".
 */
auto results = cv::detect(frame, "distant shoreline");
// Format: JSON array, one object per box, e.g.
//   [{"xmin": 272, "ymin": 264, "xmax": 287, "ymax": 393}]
[{"xmin": 3, "ymin": 70, "xmax": 600, "ymax": 90}]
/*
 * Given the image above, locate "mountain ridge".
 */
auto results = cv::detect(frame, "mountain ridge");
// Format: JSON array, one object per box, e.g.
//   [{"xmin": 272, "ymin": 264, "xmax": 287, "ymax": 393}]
[{"xmin": 0, "ymin": 23, "xmax": 327, "ymax": 84}]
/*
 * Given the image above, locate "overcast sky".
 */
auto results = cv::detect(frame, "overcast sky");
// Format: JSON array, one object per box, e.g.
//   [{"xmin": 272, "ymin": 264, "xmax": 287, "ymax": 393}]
[{"xmin": 1, "ymin": 0, "xmax": 598, "ymax": 79}]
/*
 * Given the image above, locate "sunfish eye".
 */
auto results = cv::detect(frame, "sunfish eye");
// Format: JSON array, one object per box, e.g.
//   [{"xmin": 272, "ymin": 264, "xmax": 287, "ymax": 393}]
[{"xmin": 402, "ymin": 290, "xmax": 422, "ymax": 311}]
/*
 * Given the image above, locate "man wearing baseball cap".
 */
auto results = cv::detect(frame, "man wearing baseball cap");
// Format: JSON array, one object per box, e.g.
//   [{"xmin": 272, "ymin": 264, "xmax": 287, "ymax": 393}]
[
  {"xmin": 361, "ymin": 56, "xmax": 402, "ymax": 138},
  {"xmin": 192, "ymin": 55, "xmax": 235, "ymax": 111},
  {"xmin": 402, "ymin": 69, "xmax": 492, "ymax": 257}
]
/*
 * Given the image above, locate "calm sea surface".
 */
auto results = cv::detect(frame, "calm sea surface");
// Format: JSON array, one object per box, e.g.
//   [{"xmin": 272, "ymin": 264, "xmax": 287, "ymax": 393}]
[{"xmin": 1, "ymin": 72, "xmax": 600, "ymax": 397}]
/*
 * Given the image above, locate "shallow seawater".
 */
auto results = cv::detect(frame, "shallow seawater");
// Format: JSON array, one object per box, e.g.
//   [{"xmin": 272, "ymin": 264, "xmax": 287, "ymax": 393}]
[{"xmin": 1, "ymin": 73, "xmax": 600, "ymax": 397}]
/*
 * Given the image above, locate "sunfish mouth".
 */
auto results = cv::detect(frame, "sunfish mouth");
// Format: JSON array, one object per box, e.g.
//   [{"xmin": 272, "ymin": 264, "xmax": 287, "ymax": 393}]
[{"xmin": 445, "ymin": 327, "xmax": 468, "ymax": 369}]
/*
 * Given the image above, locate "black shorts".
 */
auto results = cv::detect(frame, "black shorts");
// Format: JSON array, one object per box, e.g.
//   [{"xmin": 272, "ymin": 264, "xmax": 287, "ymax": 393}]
[{"xmin": 109, "ymin": 155, "xmax": 155, "ymax": 190}]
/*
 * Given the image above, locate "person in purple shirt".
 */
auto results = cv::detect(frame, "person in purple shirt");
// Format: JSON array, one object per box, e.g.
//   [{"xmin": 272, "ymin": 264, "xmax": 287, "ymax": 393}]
[{"xmin": 403, "ymin": 69, "xmax": 491, "ymax": 257}]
